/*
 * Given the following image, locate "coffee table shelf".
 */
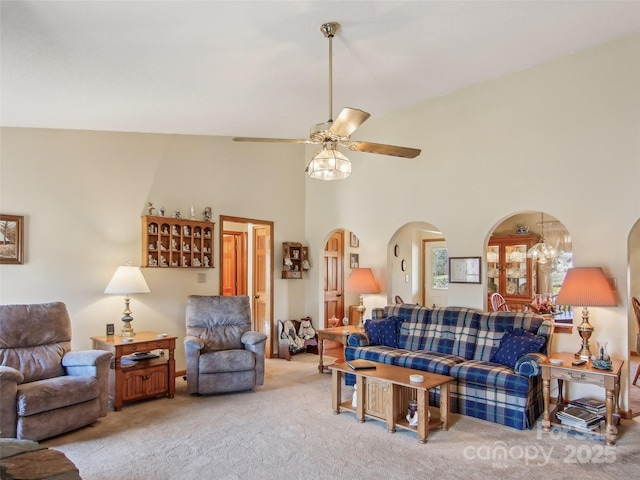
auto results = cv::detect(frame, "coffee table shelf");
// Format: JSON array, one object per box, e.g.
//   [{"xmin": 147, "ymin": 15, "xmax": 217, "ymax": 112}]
[{"xmin": 330, "ymin": 361, "xmax": 453, "ymax": 443}]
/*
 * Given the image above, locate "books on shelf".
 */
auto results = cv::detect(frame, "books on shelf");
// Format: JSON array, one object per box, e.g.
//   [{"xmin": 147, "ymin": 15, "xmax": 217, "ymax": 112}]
[
  {"xmin": 568, "ymin": 397, "xmax": 606, "ymax": 414},
  {"xmin": 556, "ymin": 406, "xmax": 604, "ymax": 430}
]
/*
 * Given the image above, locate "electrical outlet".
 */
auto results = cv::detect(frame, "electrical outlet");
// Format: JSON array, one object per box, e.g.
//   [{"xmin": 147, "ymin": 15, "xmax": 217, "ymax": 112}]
[
  {"xmin": 197, "ymin": 273, "xmax": 206, "ymax": 283},
  {"xmin": 405, "ymin": 274, "xmax": 409, "ymax": 283}
]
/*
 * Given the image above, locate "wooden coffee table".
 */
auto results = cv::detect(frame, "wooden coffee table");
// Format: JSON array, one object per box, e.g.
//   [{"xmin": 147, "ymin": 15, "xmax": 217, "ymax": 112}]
[{"xmin": 330, "ymin": 361, "xmax": 453, "ymax": 443}]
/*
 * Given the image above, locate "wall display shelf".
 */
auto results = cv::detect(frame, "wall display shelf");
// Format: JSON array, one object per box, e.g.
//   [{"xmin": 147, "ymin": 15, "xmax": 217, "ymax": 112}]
[
  {"xmin": 282, "ymin": 242, "xmax": 308, "ymax": 279},
  {"xmin": 142, "ymin": 216, "xmax": 214, "ymax": 268},
  {"xmin": 487, "ymin": 234, "xmax": 539, "ymax": 309}
]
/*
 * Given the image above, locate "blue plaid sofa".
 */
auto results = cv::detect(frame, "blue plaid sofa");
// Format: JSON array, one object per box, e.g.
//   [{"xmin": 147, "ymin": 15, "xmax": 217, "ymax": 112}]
[{"xmin": 344, "ymin": 304, "xmax": 554, "ymax": 430}]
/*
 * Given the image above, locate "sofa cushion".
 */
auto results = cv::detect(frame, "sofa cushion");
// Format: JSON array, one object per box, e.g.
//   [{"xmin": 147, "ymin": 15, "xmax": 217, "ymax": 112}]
[
  {"xmin": 490, "ymin": 328, "xmax": 546, "ymax": 368},
  {"xmin": 344, "ymin": 346, "xmax": 411, "ymax": 365},
  {"xmin": 395, "ymin": 351, "xmax": 467, "ymax": 376},
  {"xmin": 364, "ymin": 318, "xmax": 400, "ymax": 348},
  {"xmin": 450, "ymin": 360, "xmax": 532, "ymax": 395},
  {"xmin": 421, "ymin": 307, "xmax": 479, "ymax": 359},
  {"xmin": 473, "ymin": 312, "xmax": 545, "ymax": 362},
  {"xmin": 199, "ymin": 349, "xmax": 255, "ymax": 373},
  {"xmin": 16, "ymin": 376, "xmax": 99, "ymax": 417}
]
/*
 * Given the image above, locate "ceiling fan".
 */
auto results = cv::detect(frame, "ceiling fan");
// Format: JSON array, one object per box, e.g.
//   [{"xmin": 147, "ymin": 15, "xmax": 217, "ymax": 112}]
[{"xmin": 233, "ymin": 22, "xmax": 421, "ymax": 180}]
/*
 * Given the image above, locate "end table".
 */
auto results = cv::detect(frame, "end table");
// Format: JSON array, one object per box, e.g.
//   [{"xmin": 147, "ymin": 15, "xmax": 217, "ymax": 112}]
[{"xmin": 91, "ymin": 331, "xmax": 177, "ymax": 410}]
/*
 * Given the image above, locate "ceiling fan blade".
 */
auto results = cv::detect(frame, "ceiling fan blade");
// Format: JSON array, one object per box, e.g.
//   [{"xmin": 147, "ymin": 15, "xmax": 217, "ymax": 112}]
[
  {"xmin": 348, "ymin": 141, "xmax": 421, "ymax": 159},
  {"xmin": 329, "ymin": 108, "xmax": 370, "ymax": 138},
  {"xmin": 233, "ymin": 137, "xmax": 311, "ymax": 144}
]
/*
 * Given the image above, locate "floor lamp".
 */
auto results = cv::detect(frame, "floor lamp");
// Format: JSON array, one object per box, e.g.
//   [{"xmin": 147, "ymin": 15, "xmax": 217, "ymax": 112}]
[{"xmin": 345, "ymin": 268, "xmax": 380, "ymax": 329}]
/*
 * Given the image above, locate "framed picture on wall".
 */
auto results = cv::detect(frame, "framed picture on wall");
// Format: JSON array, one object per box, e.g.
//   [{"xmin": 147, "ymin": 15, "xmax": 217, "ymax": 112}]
[
  {"xmin": 350, "ymin": 232, "xmax": 359, "ymax": 248},
  {"xmin": 350, "ymin": 253, "xmax": 359, "ymax": 268},
  {"xmin": 0, "ymin": 214, "xmax": 23, "ymax": 265},
  {"xmin": 448, "ymin": 257, "xmax": 481, "ymax": 284}
]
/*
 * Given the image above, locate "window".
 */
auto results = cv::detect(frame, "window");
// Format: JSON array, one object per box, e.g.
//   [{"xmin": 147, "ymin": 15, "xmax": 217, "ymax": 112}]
[{"xmin": 432, "ymin": 248, "xmax": 449, "ymax": 289}]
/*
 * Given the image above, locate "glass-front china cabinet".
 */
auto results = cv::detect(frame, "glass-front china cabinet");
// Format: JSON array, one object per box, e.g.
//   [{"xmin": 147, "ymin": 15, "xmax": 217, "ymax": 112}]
[{"xmin": 487, "ymin": 234, "xmax": 539, "ymax": 311}]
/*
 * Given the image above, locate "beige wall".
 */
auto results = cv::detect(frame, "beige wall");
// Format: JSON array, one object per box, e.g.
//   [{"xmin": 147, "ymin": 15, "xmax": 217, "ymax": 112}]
[
  {"xmin": 305, "ymin": 34, "xmax": 640, "ymax": 407},
  {"xmin": 0, "ymin": 129, "xmax": 308, "ymax": 370}
]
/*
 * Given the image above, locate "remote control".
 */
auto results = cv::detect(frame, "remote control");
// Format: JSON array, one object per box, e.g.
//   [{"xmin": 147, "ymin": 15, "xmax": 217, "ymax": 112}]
[{"xmin": 572, "ymin": 360, "xmax": 587, "ymax": 366}]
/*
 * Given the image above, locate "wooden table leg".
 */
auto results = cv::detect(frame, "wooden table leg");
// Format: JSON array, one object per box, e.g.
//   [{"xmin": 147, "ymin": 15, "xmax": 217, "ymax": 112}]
[
  {"xmin": 385, "ymin": 382, "xmax": 396, "ymax": 433},
  {"xmin": 556, "ymin": 379, "xmax": 564, "ymax": 406},
  {"xmin": 605, "ymin": 388, "xmax": 617, "ymax": 446},
  {"xmin": 332, "ymin": 368, "xmax": 342, "ymax": 414},
  {"xmin": 318, "ymin": 336, "xmax": 325, "ymax": 373},
  {"xmin": 417, "ymin": 388, "xmax": 428, "ymax": 443},
  {"xmin": 440, "ymin": 382, "xmax": 450, "ymax": 431},
  {"xmin": 356, "ymin": 376, "xmax": 365, "ymax": 423},
  {"xmin": 542, "ymin": 377, "xmax": 551, "ymax": 431}
]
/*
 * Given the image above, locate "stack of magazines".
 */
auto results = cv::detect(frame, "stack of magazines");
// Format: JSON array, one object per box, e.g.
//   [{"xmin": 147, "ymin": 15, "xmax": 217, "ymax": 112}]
[
  {"xmin": 556, "ymin": 406, "xmax": 604, "ymax": 430},
  {"xmin": 568, "ymin": 397, "xmax": 606, "ymax": 415}
]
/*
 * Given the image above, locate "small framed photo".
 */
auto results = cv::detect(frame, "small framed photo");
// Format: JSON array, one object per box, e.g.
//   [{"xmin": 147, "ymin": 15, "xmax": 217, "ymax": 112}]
[
  {"xmin": 0, "ymin": 214, "xmax": 24, "ymax": 265},
  {"xmin": 106, "ymin": 323, "xmax": 115, "ymax": 336},
  {"xmin": 350, "ymin": 253, "xmax": 359, "ymax": 269},
  {"xmin": 350, "ymin": 232, "xmax": 359, "ymax": 248},
  {"xmin": 448, "ymin": 257, "xmax": 481, "ymax": 284}
]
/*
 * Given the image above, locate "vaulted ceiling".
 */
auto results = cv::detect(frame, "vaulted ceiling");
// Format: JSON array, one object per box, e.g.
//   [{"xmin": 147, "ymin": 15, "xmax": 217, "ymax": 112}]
[{"xmin": 2, "ymin": 1, "xmax": 639, "ymax": 139}]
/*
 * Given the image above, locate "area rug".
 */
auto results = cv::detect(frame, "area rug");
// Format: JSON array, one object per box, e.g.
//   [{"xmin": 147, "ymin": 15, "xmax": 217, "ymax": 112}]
[{"xmin": 43, "ymin": 355, "xmax": 640, "ymax": 480}]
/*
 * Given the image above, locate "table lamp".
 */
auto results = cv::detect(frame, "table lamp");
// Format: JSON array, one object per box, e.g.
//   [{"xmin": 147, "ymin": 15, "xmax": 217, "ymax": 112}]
[
  {"xmin": 345, "ymin": 268, "xmax": 380, "ymax": 329},
  {"xmin": 104, "ymin": 263, "xmax": 151, "ymax": 337},
  {"xmin": 555, "ymin": 267, "xmax": 616, "ymax": 360}
]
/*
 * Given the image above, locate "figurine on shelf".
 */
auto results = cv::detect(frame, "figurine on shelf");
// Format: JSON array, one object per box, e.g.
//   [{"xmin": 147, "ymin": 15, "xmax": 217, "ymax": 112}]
[
  {"xmin": 302, "ymin": 259, "xmax": 310, "ymax": 270},
  {"xmin": 172, "ymin": 239, "xmax": 178, "ymax": 250},
  {"xmin": 193, "ymin": 244, "xmax": 199, "ymax": 253},
  {"xmin": 204, "ymin": 206, "xmax": 213, "ymax": 222},
  {"xmin": 147, "ymin": 202, "xmax": 155, "ymax": 216},
  {"xmin": 190, "ymin": 206, "xmax": 195, "ymax": 220},
  {"xmin": 159, "ymin": 207, "xmax": 165, "ymax": 217},
  {"xmin": 182, "ymin": 255, "xmax": 188, "ymax": 266},
  {"xmin": 183, "ymin": 242, "xmax": 190, "ymax": 251},
  {"xmin": 172, "ymin": 226, "xmax": 179, "ymax": 235},
  {"xmin": 160, "ymin": 255, "xmax": 168, "ymax": 267},
  {"xmin": 148, "ymin": 255, "xmax": 157, "ymax": 266},
  {"xmin": 171, "ymin": 260, "xmax": 178, "ymax": 267},
  {"xmin": 183, "ymin": 225, "xmax": 190, "ymax": 236},
  {"xmin": 162, "ymin": 226, "xmax": 169, "ymax": 234},
  {"xmin": 283, "ymin": 258, "xmax": 293, "ymax": 271},
  {"xmin": 193, "ymin": 258, "xmax": 201, "ymax": 267},
  {"xmin": 174, "ymin": 211, "xmax": 181, "ymax": 219},
  {"xmin": 204, "ymin": 256, "xmax": 210, "ymax": 267}
]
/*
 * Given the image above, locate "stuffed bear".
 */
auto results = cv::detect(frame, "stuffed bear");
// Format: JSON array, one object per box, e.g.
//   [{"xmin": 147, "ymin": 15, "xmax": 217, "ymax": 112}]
[{"xmin": 298, "ymin": 317, "xmax": 316, "ymax": 340}]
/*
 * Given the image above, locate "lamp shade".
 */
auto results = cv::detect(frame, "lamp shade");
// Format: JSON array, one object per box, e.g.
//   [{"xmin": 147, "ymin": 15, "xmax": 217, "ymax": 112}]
[
  {"xmin": 104, "ymin": 265, "xmax": 151, "ymax": 295},
  {"xmin": 556, "ymin": 267, "xmax": 616, "ymax": 307},
  {"xmin": 345, "ymin": 268, "xmax": 380, "ymax": 294}
]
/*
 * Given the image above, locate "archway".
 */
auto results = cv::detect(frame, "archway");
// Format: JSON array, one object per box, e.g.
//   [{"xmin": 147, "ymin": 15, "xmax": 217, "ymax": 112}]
[{"xmin": 628, "ymin": 218, "xmax": 640, "ymax": 416}]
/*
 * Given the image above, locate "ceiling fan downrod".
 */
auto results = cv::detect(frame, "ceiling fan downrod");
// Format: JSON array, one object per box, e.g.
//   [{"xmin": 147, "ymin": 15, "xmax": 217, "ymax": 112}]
[{"xmin": 321, "ymin": 22, "xmax": 340, "ymax": 123}]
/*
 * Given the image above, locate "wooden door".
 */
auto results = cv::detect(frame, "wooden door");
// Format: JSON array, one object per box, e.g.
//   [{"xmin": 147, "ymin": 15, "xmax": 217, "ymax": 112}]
[
  {"xmin": 222, "ymin": 232, "xmax": 247, "ymax": 296},
  {"xmin": 324, "ymin": 231, "xmax": 344, "ymax": 327},
  {"xmin": 253, "ymin": 226, "xmax": 272, "ymax": 357}
]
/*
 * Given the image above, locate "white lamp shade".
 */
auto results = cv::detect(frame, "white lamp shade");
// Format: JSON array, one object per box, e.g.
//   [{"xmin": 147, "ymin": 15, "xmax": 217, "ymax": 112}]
[{"xmin": 104, "ymin": 265, "xmax": 150, "ymax": 295}]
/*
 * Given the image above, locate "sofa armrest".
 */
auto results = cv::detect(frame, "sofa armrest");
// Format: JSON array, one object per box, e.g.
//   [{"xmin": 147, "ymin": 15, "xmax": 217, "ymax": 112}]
[
  {"xmin": 514, "ymin": 352, "xmax": 547, "ymax": 377},
  {"xmin": 0, "ymin": 365, "xmax": 24, "ymax": 384},
  {"xmin": 242, "ymin": 331, "xmax": 268, "ymax": 348},
  {"xmin": 63, "ymin": 350, "xmax": 112, "ymax": 416},
  {"xmin": 184, "ymin": 335, "xmax": 205, "ymax": 351},
  {"xmin": 347, "ymin": 332, "xmax": 370, "ymax": 347},
  {"xmin": 0, "ymin": 366, "xmax": 23, "ymax": 438},
  {"xmin": 242, "ymin": 331, "xmax": 267, "ymax": 386},
  {"xmin": 62, "ymin": 350, "xmax": 112, "ymax": 368}
]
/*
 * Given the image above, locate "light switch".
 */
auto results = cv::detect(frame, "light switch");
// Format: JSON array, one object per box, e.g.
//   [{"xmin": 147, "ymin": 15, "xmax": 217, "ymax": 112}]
[{"xmin": 197, "ymin": 273, "xmax": 206, "ymax": 283}]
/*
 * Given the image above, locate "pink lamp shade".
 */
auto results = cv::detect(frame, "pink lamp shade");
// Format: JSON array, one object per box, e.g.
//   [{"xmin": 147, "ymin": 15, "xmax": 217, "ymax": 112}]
[
  {"xmin": 556, "ymin": 267, "xmax": 616, "ymax": 307},
  {"xmin": 345, "ymin": 268, "xmax": 380, "ymax": 294}
]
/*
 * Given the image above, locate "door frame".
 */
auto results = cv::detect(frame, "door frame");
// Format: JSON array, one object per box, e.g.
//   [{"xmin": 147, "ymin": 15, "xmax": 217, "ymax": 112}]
[{"xmin": 219, "ymin": 215, "xmax": 275, "ymax": 357}]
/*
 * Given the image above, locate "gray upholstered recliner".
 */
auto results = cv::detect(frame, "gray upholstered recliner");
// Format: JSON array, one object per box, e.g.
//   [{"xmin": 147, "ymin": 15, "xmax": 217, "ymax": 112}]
[
  {"xmin": 0, "ymin": 302, "xmax": 112, "ymax": 441},
  {"xmin": 184, "ymin": 295, "xmax": 267, "ymax": 395}
]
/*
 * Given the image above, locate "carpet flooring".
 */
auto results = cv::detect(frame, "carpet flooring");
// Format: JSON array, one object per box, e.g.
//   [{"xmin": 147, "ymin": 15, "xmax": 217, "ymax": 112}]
[{"xmin": 43, "ymin": 355, "xmax": 640, "ymax": 480}]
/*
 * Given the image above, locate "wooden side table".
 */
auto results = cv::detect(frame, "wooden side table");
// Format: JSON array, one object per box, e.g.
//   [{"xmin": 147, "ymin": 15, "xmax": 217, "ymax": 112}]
[
  {"xmin": 541, "ymin": 352, "xmax": 623, "ymax": 445},
  {"xmin": 317, "ymin": 325, "xmax": 362, "ymax": 373},
  {"xmin": 91, "ymin": 331, "xmax": 177, "ymax": 410}
]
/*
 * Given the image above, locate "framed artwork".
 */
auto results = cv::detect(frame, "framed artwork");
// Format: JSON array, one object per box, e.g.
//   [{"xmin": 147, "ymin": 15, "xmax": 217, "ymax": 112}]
[
  {"xmin": 0, "ymin": 214, "xmax": 23, "ymax": 265},
  {"xmin": 350, "ymin": 232, "xmax": 359, "ymax": 248},
  {"xmin": 350, "ymin": 253, "xmax": 359, "ymax": 268},
  {"xmin": 448, "ymin": 257, "xmax": 481, "ymax": 284}
]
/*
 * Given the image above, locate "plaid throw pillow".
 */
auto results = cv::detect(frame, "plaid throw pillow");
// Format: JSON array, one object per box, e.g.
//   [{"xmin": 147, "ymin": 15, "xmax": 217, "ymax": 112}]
[{"xmin": 490, "ymin": 328, "xmax": 545, "ymax": 368}]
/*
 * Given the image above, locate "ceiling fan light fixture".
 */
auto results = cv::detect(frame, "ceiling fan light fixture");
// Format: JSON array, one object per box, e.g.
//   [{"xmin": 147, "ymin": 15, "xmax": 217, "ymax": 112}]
[{"xmin": 307, "ymin": 146, "xmax": 351, "ymax": 180}]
